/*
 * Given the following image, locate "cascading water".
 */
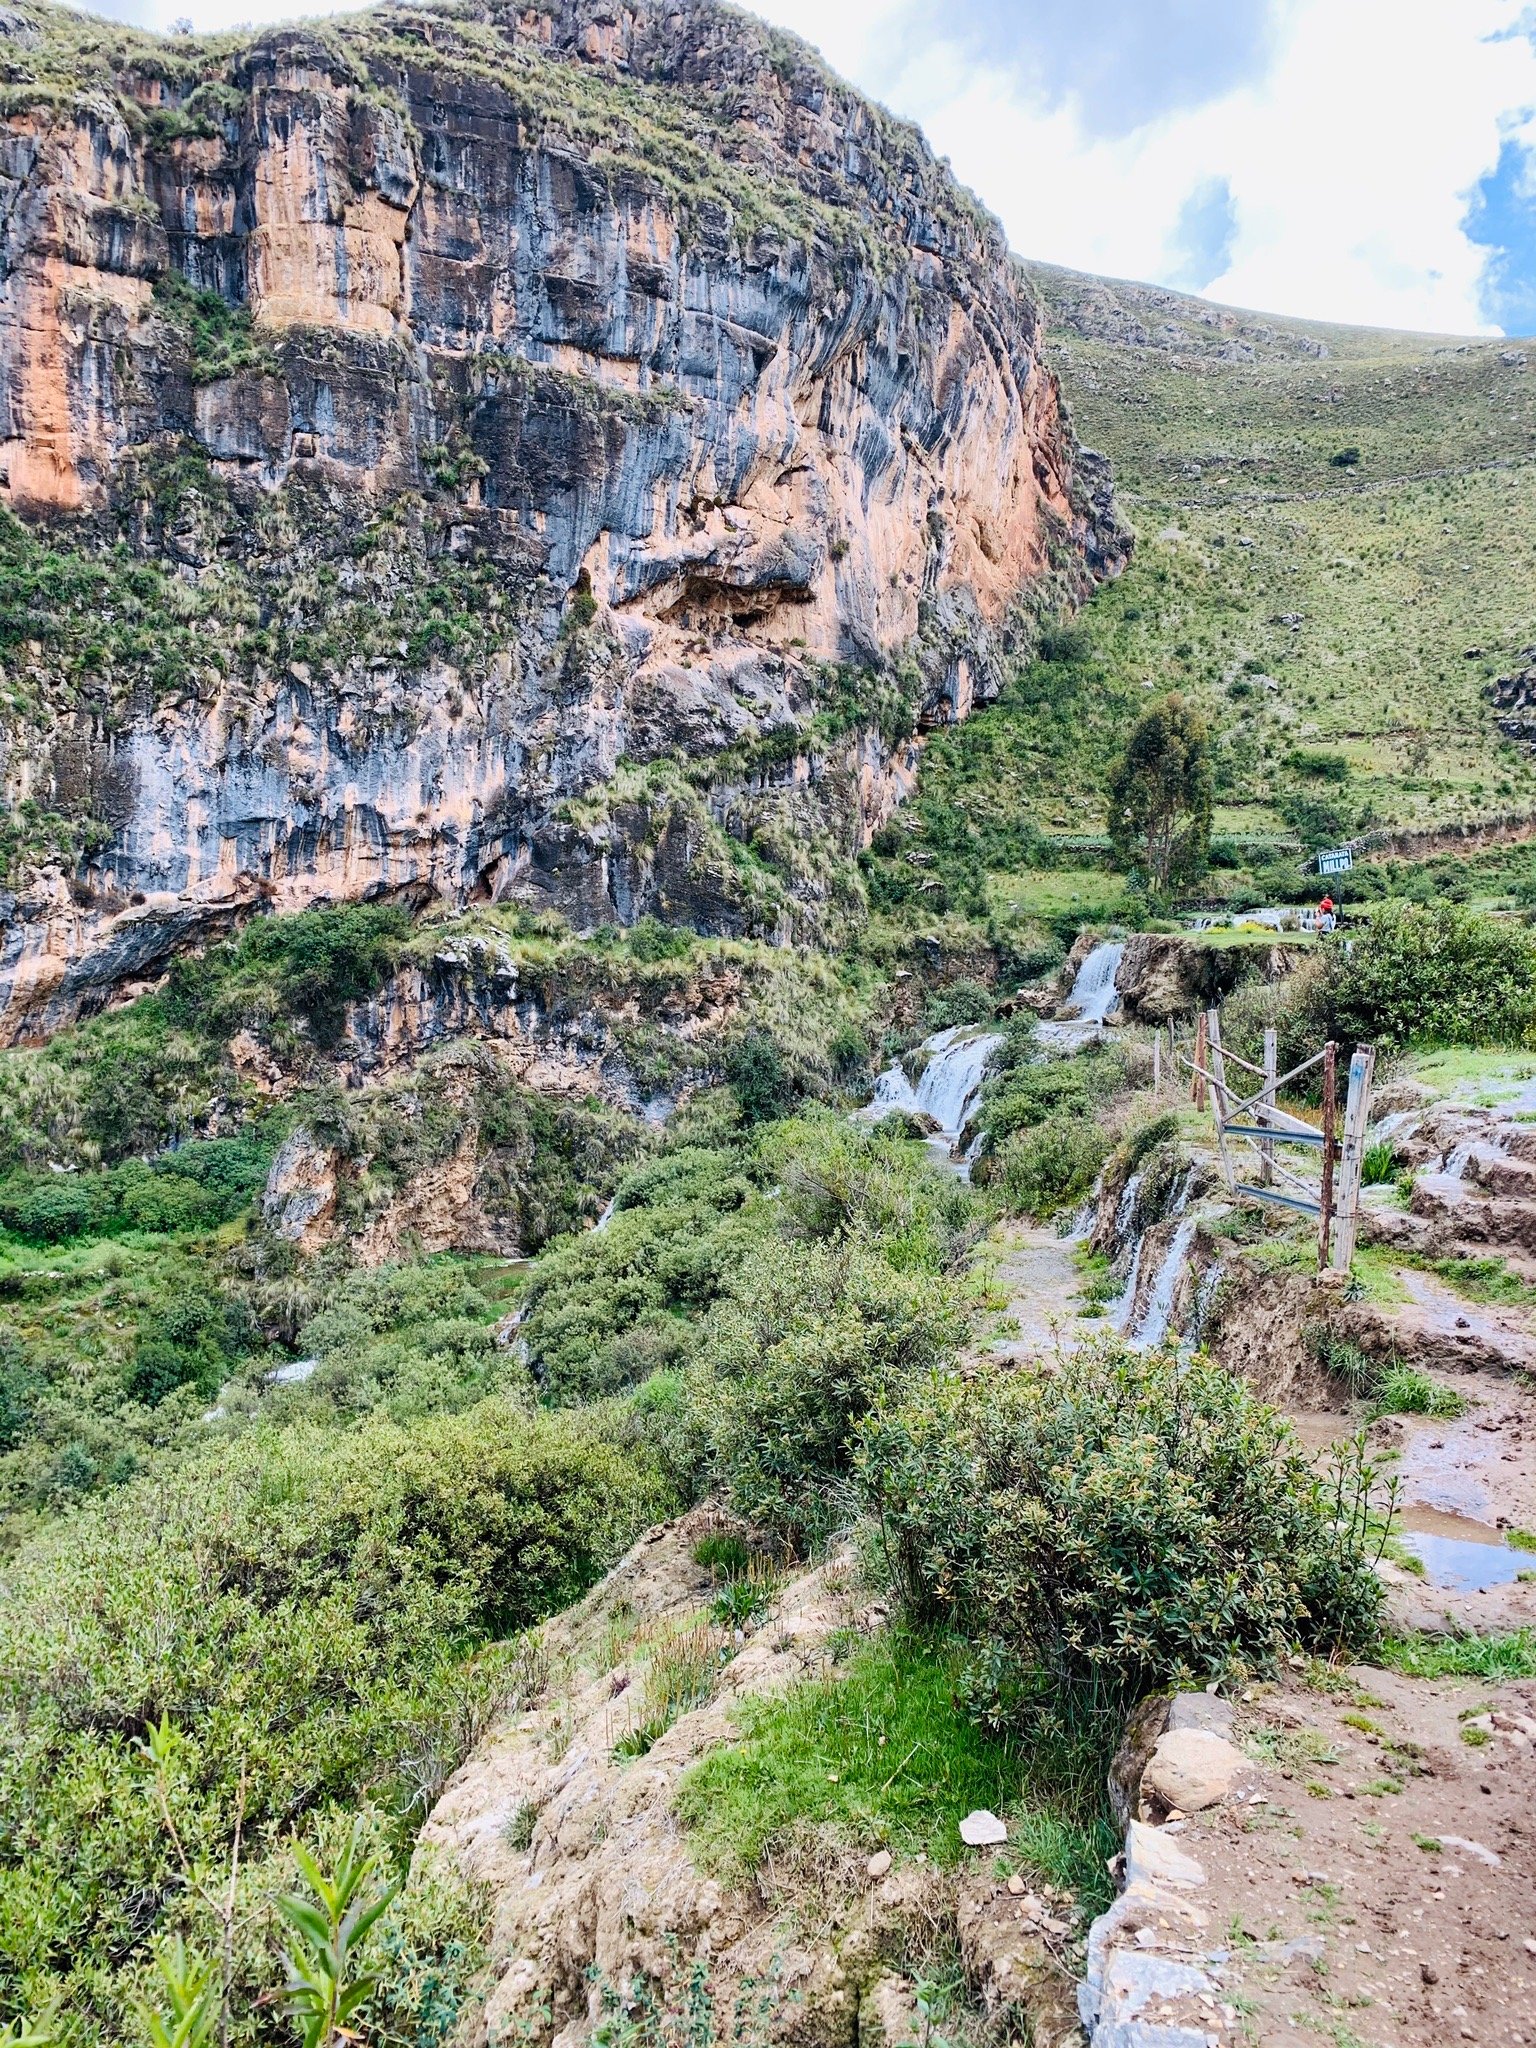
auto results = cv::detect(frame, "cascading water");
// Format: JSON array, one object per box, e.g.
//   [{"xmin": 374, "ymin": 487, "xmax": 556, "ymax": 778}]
[
  {"xmin": 912, "ymin": 1025, "xmax": 1005, "ymax": 1136},
  {"xmin": 858, "ymin": 1023, "xmax": 1004, "ymax": 1174},
  {"xmin": 1134, "ymin": 1216, "xmax": 1198, "ymax": 1349},
  {"xmin": 592, "ymin": 1194, "xmax": 619, "ymax": 1232},
  {"xmin": 1036, "ymin": 940, "xmax": 1125, "ymax": 1052},
  {"xmin": 1064, "ymin": 940, "xmax": 1126, "ymax": 1025},
  {"xmin": 1106, "ymin": 1170, "xmax": 1145, "ymax": 1331},
  {"xmin": 1109, "ymin": 1238, "xmax": 1145, "ymax": 1334}
]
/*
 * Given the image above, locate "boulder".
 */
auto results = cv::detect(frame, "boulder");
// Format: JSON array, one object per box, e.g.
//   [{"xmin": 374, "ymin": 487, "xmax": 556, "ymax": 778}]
[{"xmin": 1140, "ymin": 1728, "xmax": 1256, "ymax": 1816}]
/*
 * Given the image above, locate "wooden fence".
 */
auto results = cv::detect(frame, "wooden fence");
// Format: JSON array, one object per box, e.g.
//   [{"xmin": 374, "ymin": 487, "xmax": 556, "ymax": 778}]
[{"xmin": 1162, "ymin": 1010, "xmax": 1375, "ymax": 1275}]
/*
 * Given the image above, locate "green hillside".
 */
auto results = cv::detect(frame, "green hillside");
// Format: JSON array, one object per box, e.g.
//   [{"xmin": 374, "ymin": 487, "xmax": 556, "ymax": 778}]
[{"xmin": 861, "ymin": 265, "xmax": 1536, "ymax": 958}]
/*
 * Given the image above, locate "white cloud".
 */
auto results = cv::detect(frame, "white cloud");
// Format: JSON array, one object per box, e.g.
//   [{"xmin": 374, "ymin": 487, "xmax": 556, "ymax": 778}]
[
  {"xmin": 95, "ymin": 0, "xmax": 1536, "ymax": 332},
  {"xmin": 759, "ymin": 0, "xmax": 1536, "ymax": 333}
]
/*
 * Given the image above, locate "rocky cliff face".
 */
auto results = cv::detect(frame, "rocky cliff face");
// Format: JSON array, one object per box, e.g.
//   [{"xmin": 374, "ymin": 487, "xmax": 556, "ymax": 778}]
[{"xmin": 0, "ymin": 0, "xmax": 1127, "ymax": 1037}]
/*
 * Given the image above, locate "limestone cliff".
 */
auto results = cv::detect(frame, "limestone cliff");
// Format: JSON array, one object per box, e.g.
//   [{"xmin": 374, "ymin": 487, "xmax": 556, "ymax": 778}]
[{"xmin": 0, "ymin": 0, "xmax": 1128, "ymax": 1037}]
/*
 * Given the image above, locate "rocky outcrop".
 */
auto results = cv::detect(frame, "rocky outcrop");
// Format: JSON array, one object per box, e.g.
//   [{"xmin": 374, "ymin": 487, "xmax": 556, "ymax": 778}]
[
  {"xmin": 1114, "ymin": 931, "xmax": 1294, "ymax": 1024},
  {"xmin": 1488, "ymin": 648, "xmax": 1536, "ymax": 750},
  {"xmin": 421, "ymin": 1513, "xmax": 1084, "ymax": 2048},
  {"xmin": 0, "ymin": 0, "xmax": 1128, "ymax": 1037}
]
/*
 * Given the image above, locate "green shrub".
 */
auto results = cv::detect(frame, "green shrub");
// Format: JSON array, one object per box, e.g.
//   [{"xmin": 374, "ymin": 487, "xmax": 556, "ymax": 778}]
[
  {"xmin": 697, "ymin": 1238, "xmax": 968, "ymax": 1552},
  {"xmin": 166, "ymin": 903, "xmax": 411, "ymax": 1048},
  {"xmin": 1367, "ymin": 1365, "xmax": 1465, "ymax": 1420},
  {"xmin": 692, "ymin": 1532, "xmax": 751, "ymax": 1578},
  {"xmin": 725, "ymin": 1031, "xmax": 793, "ymax": 1124},
  {"xmin": 0, "ymin": 1398, "xmax": 678, "ymax": 2034},
  {"xmin": 922, "ymin": 979, "xmax": 996, "ymax": 1030},
  {"xmin": 991, "ymin": 1116, "xmax": 1109, "ymax": 1219},
  {"xmin": 858, "ymin": 1344, "xmax": 1384, "ymax": 1709},
  {"xmin": 1287, "ymin": 748, "xmax": 1351, "ymax": 783},
  {"xmin": 1298, "ymin": 902, "xmax": 1536, "ymax": 1051},
  {"xmin": 1362, "ymin": 1141, "xmax": 1397, "ymax": 1186}
]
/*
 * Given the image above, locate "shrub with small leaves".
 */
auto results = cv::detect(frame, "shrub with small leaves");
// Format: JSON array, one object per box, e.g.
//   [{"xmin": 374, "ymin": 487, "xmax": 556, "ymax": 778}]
[{"xmin": 857, "ymin": 1342, "xmax": 1385, "ymax": 1714}]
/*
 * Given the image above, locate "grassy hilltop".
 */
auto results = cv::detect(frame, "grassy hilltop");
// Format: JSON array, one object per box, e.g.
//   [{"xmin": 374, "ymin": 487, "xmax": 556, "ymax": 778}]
[{"xmin": 861, "ymin": 264, "xmax": 1536, "ymax": 951}]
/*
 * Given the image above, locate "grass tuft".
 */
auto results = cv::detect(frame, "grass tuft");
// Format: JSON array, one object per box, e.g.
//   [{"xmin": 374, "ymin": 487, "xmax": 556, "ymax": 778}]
[
  {"xmin": 675, "ymin": 1632, "xmax": 1115, "ymax": 1905},
  {"xmin": 1379, "ymin": 1630, "xmax": 1536, "ymax": 1680}
]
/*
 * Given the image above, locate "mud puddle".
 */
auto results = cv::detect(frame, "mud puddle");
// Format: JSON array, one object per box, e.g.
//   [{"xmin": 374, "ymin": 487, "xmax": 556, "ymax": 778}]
[{"xmin": 1394, "ymin": 1502, "xmax": 1525, "ymax": 1590}]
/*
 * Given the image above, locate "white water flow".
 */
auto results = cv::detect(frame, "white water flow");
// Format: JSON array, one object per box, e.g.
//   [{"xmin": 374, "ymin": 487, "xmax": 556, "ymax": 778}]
[
  {"xmin": 1135, "ymin": 1216, "xmax": 1198, "ymax": 1349},
  {"xmin": 592, "ymin": 1194, "xmax": 619, "ymax": 1232},
  {"xmin": 1036, "ymin": 939, "xmax": 1125, "ymax": 1052},
  {"xmin": 1063, "ymin": 940, "xmax": 1125, "ymax": 1025},
  {"xmin": 859, "ymin": 1024, "xmax": 1004, "ymax": 1178},
  {"xmin": 1110, "ymin": 1238, "xmax": 1146, "ymax": 1334}
]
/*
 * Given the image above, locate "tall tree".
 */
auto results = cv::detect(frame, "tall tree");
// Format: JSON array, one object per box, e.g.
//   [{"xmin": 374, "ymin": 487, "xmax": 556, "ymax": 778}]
[{"xmin": 1107, "ymin": 693, "xmax": 1214, "ymax": 894}]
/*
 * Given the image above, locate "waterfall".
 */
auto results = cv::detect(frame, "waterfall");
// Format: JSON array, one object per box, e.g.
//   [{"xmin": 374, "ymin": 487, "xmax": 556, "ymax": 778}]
[
  {"xmin": 592, "ymin": 1194, "xmax": 619, "ymax": 1232},
  {"xmin": 1368, "ymin": 1107, "xmax": 1417, "ymax": 1149},
  {"xmin": 1134, "ymin": 1217, "xmax": 1198, "ymax": 1349},
  {"xmin": 1185, "ymin": 1259, "xmax": 1227, "ymax": 1355},
  {"xmin": 1445, "ymin": 1141, "xmax": 1474, "ymax": 1180},
  {"xmin": 912, "ymin": 1025, "xmax": 1005, "ymax": 1138},
  {"xmin": 1061, "ymin": 940, "xmax": 1125, "ymax": 1026},
  {"xmin": 1035, "ymin": 940, "xmax": 1125, "ymax": 1052},
  {"xmin": 859, "ymin": 1024, "xmax": 1003, "ymax": 1145},
  {"xmin": 1109, "ymin": 1237, "xmax": 1146, "ymax": 1333},
  {"xmin": 1112, "ymin": 1170, "xmax": 1144, "ymax": 1249}
]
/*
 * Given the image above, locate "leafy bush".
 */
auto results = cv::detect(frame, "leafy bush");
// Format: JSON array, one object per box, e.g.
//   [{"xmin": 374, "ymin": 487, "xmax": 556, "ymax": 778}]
[
  {"xmin": 1287, "ymin": 748, "xmax": 1351, "ymax": 783},
  {"xmin": 0, "ymin": 1398, "xmax": 678, "ymax": 2034},
  {"xmin": 724, "ymin": 1031, "xmax": 793, "ymax": 1123},
  {"xmin": 1296, "ymin": 902, "xmax": 1536, "ymax": 1052},
  {"xmin": 858, "ymin": 1344, "xmax": 1384, "ymax": 1710},
  {"xmin": 922, "ymin": 979, "xmax": 996, "ymax": 1030},
  {"xmin": 166, "ymin": 903, "xmax": 411, "ymax": 1048},
  {"xmin": 991, "ymin": 1117, "xmax": 1109, "ymax": 1220},
  {"xmin": 519, "ymin": 1144, "xmax": 759, "ymax": 1405},
  {"xmin": 763, "ymin": 1115, "xmax": 983, "ymax": 1275},
  {"xmin": 697, "ymin": 1237, "xmax": 969, "ymax": 1552},
  {"xmin": 1361, "ymin": 1141, "xmax": 1397, "ymax": 1186}
]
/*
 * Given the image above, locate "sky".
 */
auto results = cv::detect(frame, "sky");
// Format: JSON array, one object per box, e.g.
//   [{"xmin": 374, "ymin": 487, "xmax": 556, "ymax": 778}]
[{"xmin": 102, "ymin": 0, "xmax": 1536, "ymax": 336}]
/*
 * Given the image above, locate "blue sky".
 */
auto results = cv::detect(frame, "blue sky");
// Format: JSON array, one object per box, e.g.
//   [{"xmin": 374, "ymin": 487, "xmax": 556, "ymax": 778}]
[{"xmin": 106, "ymin": 0, "xmax": 1536, "ymax": 334}]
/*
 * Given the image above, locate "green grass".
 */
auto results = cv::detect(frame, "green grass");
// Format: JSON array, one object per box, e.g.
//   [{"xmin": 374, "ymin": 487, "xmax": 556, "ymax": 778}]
[
  {"xmin": 984, "ymin": 867, "xmax": 1131, "ymax": 922},
  {"xmin": 1402, "ymin": 1048, "xmax": 1536, "ymax": 1099},
  {"xmin": 1379, "ymin": 1630, "xmax": 1536, "ymax": 1680},
  {"xmin": 1420, "ymin": 1253, "xmax": 1536, "ymax": 1310},
  {"xmin": 864, "ymin": 262, "xmax": 1536, "ymax": 943},
  {"xmin": 674, "ymin": 1632, "xmax": 1115, "ymax": 1904},
  {"xmin": 1366, "ymin": 1366, "xmax": 1467, "ymax": 1421}
]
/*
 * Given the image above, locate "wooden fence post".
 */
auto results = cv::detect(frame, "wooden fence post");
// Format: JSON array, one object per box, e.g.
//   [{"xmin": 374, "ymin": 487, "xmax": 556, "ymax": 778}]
[
  {"xmin": 1191, "ymin": 1012, "xmax": 1208, "ymax": 1111},
  {"xmin": 1316, "ymin": 1043, "xmax": 1337, "ymax": 1272},
  {"xmin": 1331, "ymin": 1045, "xmax": 1376, "ymax": 1274},
  {"xmin": 1260, "ymin": 1027, "xmax": 1278, "ymax": 1187},
  {"xmin": 1205, "ymin": 1008, "xmax": 1237, "ymax": 1193}
]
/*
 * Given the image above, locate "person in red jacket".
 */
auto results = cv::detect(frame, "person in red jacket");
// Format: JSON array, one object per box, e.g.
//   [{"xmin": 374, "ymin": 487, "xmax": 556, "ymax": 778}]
[{"xmin": 1317, "ymin": 892, "xmax": 1336, "ymax": 934}]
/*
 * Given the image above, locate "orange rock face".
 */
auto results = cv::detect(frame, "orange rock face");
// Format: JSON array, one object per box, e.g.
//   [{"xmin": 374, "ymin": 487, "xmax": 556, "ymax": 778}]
[{"xmin": 0, "ymin": 0, "xmax": 1128, "ymax": 1033}]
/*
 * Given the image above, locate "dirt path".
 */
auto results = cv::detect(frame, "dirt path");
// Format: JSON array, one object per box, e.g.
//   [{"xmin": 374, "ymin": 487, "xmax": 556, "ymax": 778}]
[
  {"xmin": 1157, "ymin": 1667, "xmax": 1536, "ymax": 2048},
  {"xmin": 986, "ymin": 1218, "xmax": 1086, "ymax": 1363}
]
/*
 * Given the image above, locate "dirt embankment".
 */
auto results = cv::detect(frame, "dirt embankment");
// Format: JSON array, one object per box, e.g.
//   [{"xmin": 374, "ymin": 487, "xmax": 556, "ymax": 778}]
[{"xmin": 421, "ymin": 1511, "xmax": 1084, "ymax": 2048}]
